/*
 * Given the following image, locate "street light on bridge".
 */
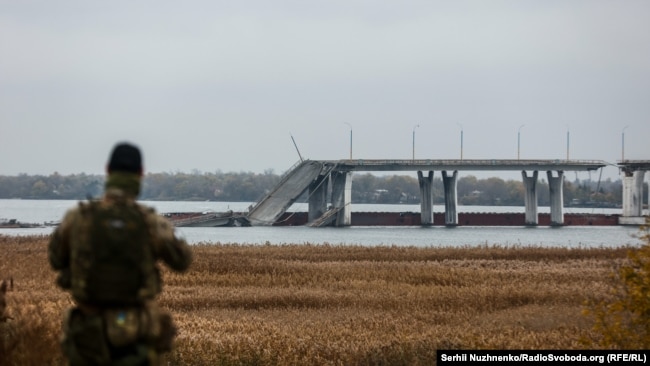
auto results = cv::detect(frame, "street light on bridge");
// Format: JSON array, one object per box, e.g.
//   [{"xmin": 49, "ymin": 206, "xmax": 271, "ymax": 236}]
[
  {"xmin": 566, "ymin": 125, "xmax": 570, "ymax": 160},
  {"xmin": 412, "ymin": 124, "xmax": 420, "ymax": 160},
  {"xmin": 622, "ymin": 125, "xmax": 629, "ymax": 161},
  {"xmin": 517, "ymin": 124, "xmax": 525, "ymax": 160},
  {"xmin": 344, "ymin": 122, "xmax": 352, "ymax": 159},
  {"xmin": 457, "ymin": 123, "xmax": 464, "ymax": 160}
]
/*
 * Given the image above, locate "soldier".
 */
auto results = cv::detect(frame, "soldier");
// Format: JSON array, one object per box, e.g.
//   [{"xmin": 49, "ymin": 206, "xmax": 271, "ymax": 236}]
[{"xmin": 49, "ymin": 142, "xmax": 192, "ymax": 365}]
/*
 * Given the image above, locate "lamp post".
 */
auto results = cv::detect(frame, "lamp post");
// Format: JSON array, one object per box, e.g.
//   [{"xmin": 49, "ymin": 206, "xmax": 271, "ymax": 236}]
[
  {"xmin": 622, "ymin": 125, "xmax": 629, "ymax": 161},
  {"xmin": 517, "ymin": 124, "xmax": 525, "ymax": 160},
  {"xmin": 344, "ymin": 122, "xmax": 352, "ymax": 159},
  {"xmin": 457, "ymin": 123, "xmax": 464, "ymax": 160},
  {"xmin": 566, "ymin": 125, "xmax": 570, "ymax": 160},
  {"xmin": 412, "ymin": 124, "xmax": 420, "ymax": 160}
]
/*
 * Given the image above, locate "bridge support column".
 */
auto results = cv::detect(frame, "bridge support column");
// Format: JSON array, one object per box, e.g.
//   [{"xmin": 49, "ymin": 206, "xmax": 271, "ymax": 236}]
[
  {"xmin": 547, "ymin": 171, "xmax": 564, "ymax": 226},
  {"xmin": 308, "ymin": 174, "xmax": 330, "ymax": 223},
  {"xmin": 522, "ymin": 171, "xmax": 539, "ymax": 225},
  {"xmin": 622, "ymin": 170, "xmax": 645, "ymax": 217},
  {"xmin": 331, "ymin": 171, "xmax": 352, "ymax": 226},
  {"xmin": 417, "ymin": 171, "xmax": 434, "ymax": 225},
  {"xmin": 442, "ymin": 170, "xmax": 459, "ymax": 226}
]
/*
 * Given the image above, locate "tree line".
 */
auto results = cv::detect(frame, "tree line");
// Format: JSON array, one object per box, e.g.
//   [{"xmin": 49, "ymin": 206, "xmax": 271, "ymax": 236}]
[{"xmin": 0, "ymin": 171, "xmax": 626, "ymax": 207}]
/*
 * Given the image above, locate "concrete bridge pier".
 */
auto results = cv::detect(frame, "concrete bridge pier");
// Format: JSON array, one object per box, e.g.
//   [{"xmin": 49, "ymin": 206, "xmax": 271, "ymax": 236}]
[
  {"xmin": 547, "ymin": 171, "xmax": 564, "ymax": 226},
  {"xmin": 308, "ymin": 174, "xmax": 330, "ymax": 223},
  {"xmin": 522, "ymin": 171, "xmax": 539, "ymax": 225},
  {"xmin": 442, "ymin": 170, "xmax": 459, "ymax": 226},
  {"xmin": 622, "ymin": 170, "xmax": 645, "ymax": 218},
  {"xmin": 417, "ymin": 171, "xmax": 434, "ymax": 225},
  {"xmin": 331, "ymin": 171, "xmax": 352, "ymax": 226}
]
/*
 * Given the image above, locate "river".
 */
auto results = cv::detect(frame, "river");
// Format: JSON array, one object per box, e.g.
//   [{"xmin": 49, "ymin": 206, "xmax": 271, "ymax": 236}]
[{"xmin": 0, "ymin": 199, "xmax": 644, "ymax": 248}]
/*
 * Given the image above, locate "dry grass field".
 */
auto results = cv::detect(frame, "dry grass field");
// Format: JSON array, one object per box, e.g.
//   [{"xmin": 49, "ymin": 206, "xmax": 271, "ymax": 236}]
[{"xmin": 0, "ymin": 234, "xmax": 634, "ymax": 365}]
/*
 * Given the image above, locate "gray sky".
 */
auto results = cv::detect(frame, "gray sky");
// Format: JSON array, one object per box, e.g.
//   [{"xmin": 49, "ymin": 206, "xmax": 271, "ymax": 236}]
[{"xmin": 1, "ymin": 0, "xmax": 648, "ymax": 181}]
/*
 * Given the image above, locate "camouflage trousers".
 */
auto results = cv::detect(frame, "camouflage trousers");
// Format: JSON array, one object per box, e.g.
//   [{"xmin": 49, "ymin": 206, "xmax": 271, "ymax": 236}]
[{"xmin": 61, "ymin": 301, "xmax": 177, "ymax": 366}]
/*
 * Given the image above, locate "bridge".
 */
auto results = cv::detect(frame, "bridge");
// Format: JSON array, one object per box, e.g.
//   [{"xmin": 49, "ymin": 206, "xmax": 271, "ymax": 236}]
[
  {"xmin": 246, "ymin": 159, "xmax": 649, "ymax": 227},
  {"xmin": 619, "ymin": 160, "xmax": 650, "ymax": 225}
]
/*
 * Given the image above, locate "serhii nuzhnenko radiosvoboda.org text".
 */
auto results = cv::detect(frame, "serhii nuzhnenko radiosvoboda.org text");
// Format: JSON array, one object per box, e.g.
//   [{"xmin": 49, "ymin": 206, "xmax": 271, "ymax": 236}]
[{"xmin": 438, "ymin": 351, "xmax": 647, "ymax": 364}]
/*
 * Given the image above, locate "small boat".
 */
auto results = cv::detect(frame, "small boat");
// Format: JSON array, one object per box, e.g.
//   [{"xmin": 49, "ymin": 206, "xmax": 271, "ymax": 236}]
[{"xmin": 0, "ymin": 218, "xmax": 44, "ymax": 228}]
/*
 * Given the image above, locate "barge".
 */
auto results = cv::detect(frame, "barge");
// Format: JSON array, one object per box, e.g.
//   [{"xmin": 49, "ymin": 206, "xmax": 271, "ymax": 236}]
[
  {"xmin": 163, "ymin": 211, "xmax": 621, "ymax": 227},
  {"xmin": 0, "ymin": 212, "xmax": 626, "ymax": 229},
  {"xmin": 273, "ymin": 211, "xmax": 621, "ymax": 226}
]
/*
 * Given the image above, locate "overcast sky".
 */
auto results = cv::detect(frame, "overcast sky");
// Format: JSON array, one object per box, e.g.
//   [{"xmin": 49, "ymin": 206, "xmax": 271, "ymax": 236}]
[{"xmin": 1, "ymin": 0, "xmax": 648, "ymax": 181}]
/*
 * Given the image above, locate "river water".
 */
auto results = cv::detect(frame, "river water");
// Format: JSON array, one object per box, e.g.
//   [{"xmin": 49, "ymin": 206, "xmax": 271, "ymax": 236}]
[{"xmin": 0, "ymin": 199, "xmax": 644, "ymax": 248}]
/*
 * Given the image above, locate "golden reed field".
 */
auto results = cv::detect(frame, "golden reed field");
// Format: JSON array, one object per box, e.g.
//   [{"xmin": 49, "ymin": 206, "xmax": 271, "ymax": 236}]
[{"xmin": 0, "ymin": 234, "xmax": 636, "ymax": 365}]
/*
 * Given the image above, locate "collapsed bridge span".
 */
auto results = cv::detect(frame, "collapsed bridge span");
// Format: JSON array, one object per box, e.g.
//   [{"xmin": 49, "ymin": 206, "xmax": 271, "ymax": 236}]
[{"xmin": 246, "ymin": 160, "xmax": 333, "ymax": 226}]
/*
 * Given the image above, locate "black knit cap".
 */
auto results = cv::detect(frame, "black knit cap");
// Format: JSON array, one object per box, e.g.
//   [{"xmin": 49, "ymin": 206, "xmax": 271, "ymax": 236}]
[{"xmin": 107, "ymin": 142, "xmax": 143, "ymax": 174}]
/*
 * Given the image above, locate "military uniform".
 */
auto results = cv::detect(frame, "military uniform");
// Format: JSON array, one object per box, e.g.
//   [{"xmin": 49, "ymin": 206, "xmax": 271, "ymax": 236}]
[{"xmin": 49, "ymin": 143, "xmax": 192, "ymax": 366}]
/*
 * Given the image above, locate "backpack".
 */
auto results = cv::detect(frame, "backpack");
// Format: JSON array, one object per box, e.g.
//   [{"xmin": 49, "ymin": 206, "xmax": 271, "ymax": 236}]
[{"xmin": 71, "ymin": 200, "xmax": 155, "ymax": 306}]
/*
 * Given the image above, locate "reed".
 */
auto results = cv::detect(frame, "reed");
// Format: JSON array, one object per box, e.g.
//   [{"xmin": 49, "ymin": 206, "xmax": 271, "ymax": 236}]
[{"xmin": 0, "ymin": 235, "xmax": 632, "ymax": 365}]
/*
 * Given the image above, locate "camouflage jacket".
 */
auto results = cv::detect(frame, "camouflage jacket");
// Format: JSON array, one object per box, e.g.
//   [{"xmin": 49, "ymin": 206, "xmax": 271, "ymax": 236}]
[{"xmin": 48, "ymin": 186, "xmax": 192, "ymax": 305}]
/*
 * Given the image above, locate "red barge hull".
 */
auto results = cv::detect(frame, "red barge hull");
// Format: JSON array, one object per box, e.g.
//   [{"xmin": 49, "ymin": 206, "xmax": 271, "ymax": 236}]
[{"xmin": 273, "ymin": 212, "xmax": 621, "ymax": 226}]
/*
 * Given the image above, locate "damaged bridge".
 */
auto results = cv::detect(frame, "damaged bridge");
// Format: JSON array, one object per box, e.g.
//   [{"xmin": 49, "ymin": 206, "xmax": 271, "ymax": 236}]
[
  {"xmin": 246, "ymin": 160, "xmax": 336, "ymax": 225},
  {"xmin": 247, "ymin": 159, "xmax": 613, "ymax": 227}
]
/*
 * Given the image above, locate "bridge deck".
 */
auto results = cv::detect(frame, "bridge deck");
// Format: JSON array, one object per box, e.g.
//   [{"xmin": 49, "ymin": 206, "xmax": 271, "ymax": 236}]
[
  {"xmin": 618, "ymin": 160, "xmax": 650, "ymax": 173},
  {"xmin": 327, "ymin": 159, "xmax": 608, "ymax": 172}
]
